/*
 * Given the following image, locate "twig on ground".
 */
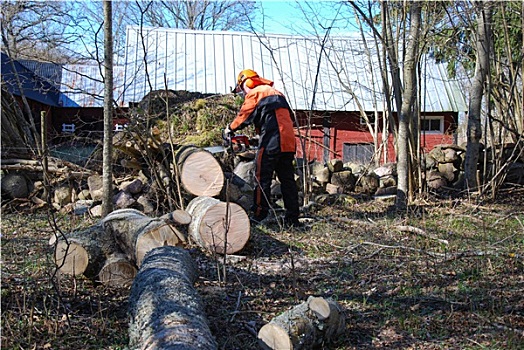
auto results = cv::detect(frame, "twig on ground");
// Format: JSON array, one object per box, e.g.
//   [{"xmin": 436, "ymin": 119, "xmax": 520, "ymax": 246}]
[
  {"xmin": 359, "ymin": 241, "xmax": 523, "ymax": 263},
  {"xmin": 229, "ymin": 291, "xmax": 242, "ymax": 322},
  {"xmin": 395, "ymin": 225, "xmax": 449, "ymax": 245}
]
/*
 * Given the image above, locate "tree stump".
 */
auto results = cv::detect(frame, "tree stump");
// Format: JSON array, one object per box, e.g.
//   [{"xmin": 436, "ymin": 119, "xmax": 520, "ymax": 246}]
[
  {"xmin": 128, "ymin": 246, "xmax": 217, "ymax": 350},
  {"xmin": 186, "ymin": 196, "xmax": 250, "ymax": 254},
  {"xmin": 258, "ymin": 296, "xmax": 346, "ymax": 350},
  {"xmin": 176, "ymin": 145, "xmax": 224, "ymax": 197}
]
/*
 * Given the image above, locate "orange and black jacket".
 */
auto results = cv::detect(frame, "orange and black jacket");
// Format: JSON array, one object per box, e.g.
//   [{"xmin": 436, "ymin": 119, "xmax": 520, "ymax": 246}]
[{"xmin": 229, "ymin": 85, "xmax": 296, "ymax": 155}]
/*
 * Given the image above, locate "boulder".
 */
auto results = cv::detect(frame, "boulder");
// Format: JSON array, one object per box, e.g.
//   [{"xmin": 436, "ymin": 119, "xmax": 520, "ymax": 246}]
[
  {"xmin": 325, "ymin": 183, "xmax": 343, "ymax": 195},
  {"xmin": 120, "ymin": 178, "xmax": 143, "ymax": 194},
  {"xmin": 53, "ymin": 185, "xmax": 72, "ymax": 207},
  {"xmin": 356, "ymin": 174, "xmax": 379, "ymax": 194},
  {"xmin": 331, "ymin": 170, "xmax": 356, "ymax": 191},
  {"xmin": 114, "ymin": 191, "xmax": 136, "ymax": 209},
  {"xmin": 1, "ymin": 173, "xmax": 29, "ymax": 199},
  {"xmin": 427, "ymin": 171, "xmax": 448, "ymax": 190},
  {"xmin": 327, "ymin": 159, "xmax": 344, "ymax": 173},
  {"xmin": 77, "ymin": 189, "xmax": 91, "ymax": 200},
  {"xmin": 137, "ymin": 195, "xmax": 155, "ymax": 214},
  {"xmin": 310, "ymin": 162, "xmax": 330, "ymax": 184},
  {"xmin": 373, "ymin": 163, "xmax": 396, "ymax": 177},
  {"xmin": 87, "ymin": 175, "xmax": 104, "ymax": 201}
]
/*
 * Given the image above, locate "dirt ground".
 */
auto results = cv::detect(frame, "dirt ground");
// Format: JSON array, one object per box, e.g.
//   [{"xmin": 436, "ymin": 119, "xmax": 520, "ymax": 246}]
[{"xmin": 1, "ymin": 190, "xmax": 524, "ymax": 349}]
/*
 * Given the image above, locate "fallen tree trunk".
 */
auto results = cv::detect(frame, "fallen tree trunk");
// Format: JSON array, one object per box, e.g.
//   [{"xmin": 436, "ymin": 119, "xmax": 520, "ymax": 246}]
[
  {"xmin": 258, "ymin": 296, "xmax": 346, "ymax": 350},
  {"xmin": 186, "ymin": 196, "xmax": 250, "ymax": 254},
  {"xmin": 176, "ymin": 145, "xmax": 224, "ymax": 197},
  {"xmin": 102, "ymin": 208, "xmax": 185, "ymax": 266},
  {"xmin": 128, "ymin": 246, "xmax": 217, "ymax": 350}
]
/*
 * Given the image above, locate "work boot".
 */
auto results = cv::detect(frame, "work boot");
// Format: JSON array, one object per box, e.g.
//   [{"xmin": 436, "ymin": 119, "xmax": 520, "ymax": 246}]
[
  {"xmin": 283, "ymin": 217, "xmax": 305, "ymax": 230},
  {"xmin": 250, "ymin": 214, "xmax": 268, "ymax": 226}
]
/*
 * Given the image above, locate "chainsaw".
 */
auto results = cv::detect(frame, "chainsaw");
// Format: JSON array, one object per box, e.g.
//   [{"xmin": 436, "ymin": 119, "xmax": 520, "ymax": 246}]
[{"xmin": 204, "ymin": 132, "xmax": 256, "ymax": 155}]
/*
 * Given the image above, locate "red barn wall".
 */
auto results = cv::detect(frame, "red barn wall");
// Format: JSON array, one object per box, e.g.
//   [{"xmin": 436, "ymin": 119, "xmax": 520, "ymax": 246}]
[{"xmin": 295, "ymin": 111, "xmax": 457, "ymax": 164}]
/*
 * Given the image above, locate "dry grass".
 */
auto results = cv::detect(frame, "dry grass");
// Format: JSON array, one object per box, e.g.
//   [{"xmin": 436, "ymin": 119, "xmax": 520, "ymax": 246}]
[{"xmin": 2, "ymin": 192, "xmax": 524, "ymax": 349}]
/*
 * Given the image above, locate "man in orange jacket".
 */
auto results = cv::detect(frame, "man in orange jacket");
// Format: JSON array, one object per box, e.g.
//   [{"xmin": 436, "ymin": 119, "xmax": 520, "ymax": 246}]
[{"xmin": 225, "ymin": 69, "xmax": 301, "ymax": 227}]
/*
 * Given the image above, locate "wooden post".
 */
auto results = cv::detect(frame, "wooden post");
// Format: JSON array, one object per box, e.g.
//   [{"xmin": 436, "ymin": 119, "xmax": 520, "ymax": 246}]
[{"xmin": 40, "ymin": 110, "xmax": 49, "ymax": 201}]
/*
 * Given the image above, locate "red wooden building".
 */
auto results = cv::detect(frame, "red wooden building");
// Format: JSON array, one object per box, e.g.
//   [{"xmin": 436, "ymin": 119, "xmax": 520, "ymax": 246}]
[{"xmin": 295, "ymin": 111, "xmax": 459, "ymax": 164}]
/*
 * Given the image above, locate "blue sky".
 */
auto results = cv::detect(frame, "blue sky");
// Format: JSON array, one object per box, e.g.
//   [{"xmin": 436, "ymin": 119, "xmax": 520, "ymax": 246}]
[{"xmin": 258, "ymin": 0, "xmax": 356, "ymax": 36}]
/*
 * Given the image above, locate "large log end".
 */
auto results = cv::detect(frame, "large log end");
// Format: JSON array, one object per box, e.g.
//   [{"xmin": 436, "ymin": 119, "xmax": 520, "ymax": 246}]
[
  {"xmin": 54, "ymin": 241, "xmax": 89, "ymax": 276},
  {"xmin": 178, "ymin": 147, "xmax": 224, "ymax": 197},
  {"xmin": 98, "ymin": 254, "xmax": 137, "ymax": 288},
  {"xmin": 187, "ymin": 196, "xmax": 250, "ymax": 255},
  {"xmin": 258, "ymin": 323, "xmax": 293, "ymax": 350}
]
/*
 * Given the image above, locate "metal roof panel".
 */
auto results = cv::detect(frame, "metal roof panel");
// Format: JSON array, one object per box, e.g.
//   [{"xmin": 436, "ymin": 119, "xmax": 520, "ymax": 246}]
[{"xmin": 123, "ymin": 26, "xmax": 467, "ymax": 113}]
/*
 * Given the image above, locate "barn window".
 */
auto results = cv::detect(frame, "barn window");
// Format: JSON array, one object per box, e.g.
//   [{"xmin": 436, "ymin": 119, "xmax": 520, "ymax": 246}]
[
  {"xmin": 343, "ymin": 143, "xmax": 374, "ymax": 164},
  {"xmin": 421, "ymin": 116, "xmax": 443, "ymax": 133}
]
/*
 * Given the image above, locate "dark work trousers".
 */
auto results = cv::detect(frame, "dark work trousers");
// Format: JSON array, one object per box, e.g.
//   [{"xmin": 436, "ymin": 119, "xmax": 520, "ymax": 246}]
[{"xmin": 252, "ymin": 149, "xmax": 299, "ymax": 222}]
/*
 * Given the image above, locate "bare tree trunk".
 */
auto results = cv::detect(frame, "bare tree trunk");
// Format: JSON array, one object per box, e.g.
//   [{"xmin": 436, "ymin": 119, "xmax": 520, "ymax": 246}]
[
  {"xmin": 395, "ymin": 2, "xmax": 421, "ymax": 210},
  {"xmin": 102, "ymin": 0, "xmax": 114, "ymax": 216},
  {"xmin": 464, "ymin": 2, "xmax": 492, "ymax": 192}
]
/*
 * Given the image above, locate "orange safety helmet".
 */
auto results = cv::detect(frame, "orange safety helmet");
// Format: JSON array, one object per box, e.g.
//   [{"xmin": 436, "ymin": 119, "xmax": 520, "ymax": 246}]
[{"xmin": 233, "ymin": 69, "xmax": 273, "ymax": 93}]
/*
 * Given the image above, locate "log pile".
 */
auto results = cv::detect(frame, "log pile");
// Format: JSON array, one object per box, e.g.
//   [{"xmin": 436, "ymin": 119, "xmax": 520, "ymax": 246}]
[
  {"xmin": 52, "ymin": 208, "xmax": 190, "ymax": 287},
  {"xmin": 128, "ymin": 246, "xmax": 217, "ymax": 350},
  {"xmin": 258, "ymin": 296, "xmax": 346, "ymax": 350},
  {"xmin": 52, "ymin": 196, "xmax": 252, "ymax": 285}
]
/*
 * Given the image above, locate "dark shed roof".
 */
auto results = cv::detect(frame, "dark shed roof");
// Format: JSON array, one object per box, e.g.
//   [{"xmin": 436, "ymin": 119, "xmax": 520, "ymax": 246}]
[{"xmin": 1, "ymin": 52, "xmax": 62, "ymax": 107}]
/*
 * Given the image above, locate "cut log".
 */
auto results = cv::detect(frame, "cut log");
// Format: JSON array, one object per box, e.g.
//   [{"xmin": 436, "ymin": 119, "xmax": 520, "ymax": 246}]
[
  {"xmin": 176, "ymin": 145, "xmax": 224, "ymax": 197},
  {"xmin": 186, "ymin": 196, "xmax": 250, "ymax": 254},
  {"xmin": 54, "ymin": 224, "xmax": 106, "ymax": 278},
  {"xmin": 98, "ymin": 253, "xmax": 137, "ymax": 288},
  {"xmin": 160, "ymin": 209, "xmax": 192, "ymax": 226},
  {"xmin": 258, "ymin": 296, "xmax": 346, "ymax": 350},
  {"xmin": 102, "ymin": 209, "xmax": 184, "ymax": 267},
  {"xmin": 128, "ymin": 246, "xmax": 217, "ymax": 350}
]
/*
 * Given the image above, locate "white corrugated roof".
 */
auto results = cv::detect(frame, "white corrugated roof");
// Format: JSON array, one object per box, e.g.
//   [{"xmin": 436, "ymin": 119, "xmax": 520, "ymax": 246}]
[{"xmin": 123, "ymin": 26, "xmax": 467, "ymax": 112}]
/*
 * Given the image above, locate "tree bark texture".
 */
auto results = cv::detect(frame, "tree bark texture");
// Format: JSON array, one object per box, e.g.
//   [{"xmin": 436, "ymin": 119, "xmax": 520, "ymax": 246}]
[
  {"xmin": 102, "ymin": 0, "xmax": 114, "ymax": 216},
  {"xmin": 395, "ymin": 2, "xmax": 421, "ymax": 210},
  {"xmin": 257, "ymin": 296, "xmax": 346, "ymax": 350},
  {"xmin": 186, "ymin": 196, "xmax": 250, "ymax": 254},
  {"xmin": 176, "ymin": 145, "xmax": 224, "ymax": 197},
  {"xmin": 128, "ymin": 246, "xmax": 217, "ymax": 350},
  {"xmin": 464, "ymin": 2, "xmax": 492, "ymax": 191}
]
